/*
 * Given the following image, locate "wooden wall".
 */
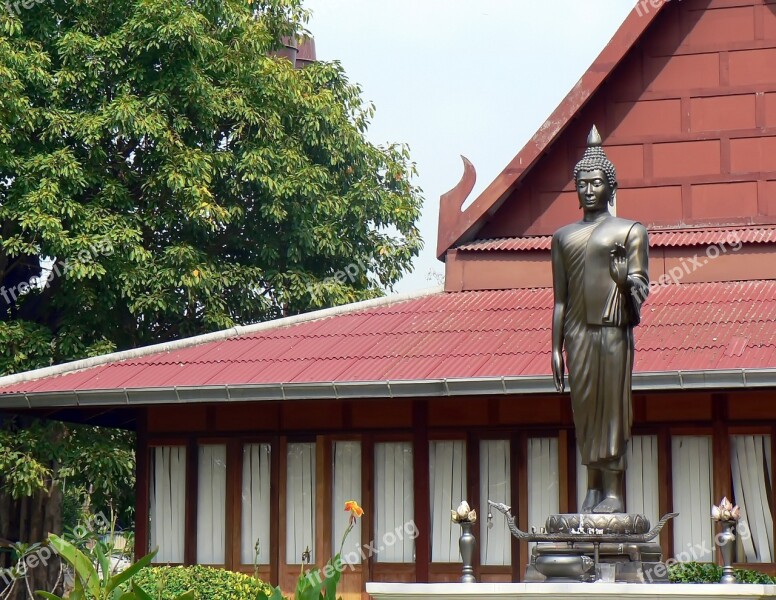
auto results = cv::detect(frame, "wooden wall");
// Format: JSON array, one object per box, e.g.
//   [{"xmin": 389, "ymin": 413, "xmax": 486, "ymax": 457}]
[
  {"xmin": 476, "ymin": 0, "xmax": 776, "ymax": 239},
  {"xmin": 135, "ymin": 390, "xmax": 776, "ymax": 597},
  {"xmin": 444, "ymin": 241, "xmax": 776, "ymax": 291}
]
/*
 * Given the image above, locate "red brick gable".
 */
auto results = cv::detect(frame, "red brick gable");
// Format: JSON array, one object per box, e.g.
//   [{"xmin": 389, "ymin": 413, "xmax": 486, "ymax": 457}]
[{"xmin": 441, "ymin": 0, "xmax": 776, "ymax": 253}]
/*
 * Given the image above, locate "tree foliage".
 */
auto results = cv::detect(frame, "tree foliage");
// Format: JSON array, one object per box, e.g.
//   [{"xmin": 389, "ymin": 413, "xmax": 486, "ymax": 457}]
[
  {"xmin": 0, "ymin": 0, "xmax": 423, "ymax": 374},
  {"xmin": 0, "ymin": 418, "xmax": 135, "ymax": 520}
]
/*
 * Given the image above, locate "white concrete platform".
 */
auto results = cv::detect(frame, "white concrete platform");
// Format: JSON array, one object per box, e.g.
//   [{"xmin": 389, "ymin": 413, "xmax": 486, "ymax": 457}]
[{"xmin": 366, "ymin": 582, "xmax": 776, "ymax": 600}]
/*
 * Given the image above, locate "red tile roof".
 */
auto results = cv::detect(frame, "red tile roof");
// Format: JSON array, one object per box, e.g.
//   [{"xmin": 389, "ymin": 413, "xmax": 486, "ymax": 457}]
[
  {"xmin": 2, "ymin": 280, "xmax": 776, "ymax": 399},
  {"xmin": 457, "ymin": 226, "xmax": 776, "ymax": 252}
]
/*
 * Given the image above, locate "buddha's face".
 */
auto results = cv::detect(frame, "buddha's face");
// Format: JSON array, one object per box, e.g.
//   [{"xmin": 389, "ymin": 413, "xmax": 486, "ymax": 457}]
[{"xmin": 576, "ymin": 169, "xmax": 613, "ymax": 212}]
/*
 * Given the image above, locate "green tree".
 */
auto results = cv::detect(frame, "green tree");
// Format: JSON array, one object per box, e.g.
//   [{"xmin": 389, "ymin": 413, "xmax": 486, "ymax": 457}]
[
  {"xmin": 0, "ymin": 0, "xmax": 422, "ymax": 595},
  {"xmin": 0, "ymin": 419, "xmax": 136, "ymax": 598},
  {"xmin": 0, "ymin": 421, "xmax": 134, "ymax": 517},
  {"xmin": 1, "ymin": 0, "xmax": 421, "ymax": 369}
]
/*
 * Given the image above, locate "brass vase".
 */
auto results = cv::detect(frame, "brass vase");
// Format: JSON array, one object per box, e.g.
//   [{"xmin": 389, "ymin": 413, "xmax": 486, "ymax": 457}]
[
  {"xmin": 458, "ymin": 521, "xmax": 476, "ymax": 583},
  {"xmin": 717, "ymin": 521, "xmax": 737, "ymax": 584}
]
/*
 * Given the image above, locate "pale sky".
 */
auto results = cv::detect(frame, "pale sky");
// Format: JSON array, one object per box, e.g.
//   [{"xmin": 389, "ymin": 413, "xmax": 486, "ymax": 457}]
[{"xmin": 306, "ymin": 0, "xmax": 639, "ymax": 292}]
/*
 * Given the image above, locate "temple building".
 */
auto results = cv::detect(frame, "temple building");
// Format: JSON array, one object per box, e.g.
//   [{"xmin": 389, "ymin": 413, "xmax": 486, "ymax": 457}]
[{"xmin": 3, "ymin": 0, "xmax": 776, "ymax": 596}]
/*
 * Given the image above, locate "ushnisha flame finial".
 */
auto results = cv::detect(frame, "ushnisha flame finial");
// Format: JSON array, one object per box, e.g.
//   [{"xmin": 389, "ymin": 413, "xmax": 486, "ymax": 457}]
[{"xmin": 587, "ymin": 125, "xmax": 603, "ymax": 148}]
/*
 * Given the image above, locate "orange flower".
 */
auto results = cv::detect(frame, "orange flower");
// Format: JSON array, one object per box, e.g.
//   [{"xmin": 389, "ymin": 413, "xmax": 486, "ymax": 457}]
[{"xmin": 344, "ymin": 500, "xmax": 364, "ymax": 522}]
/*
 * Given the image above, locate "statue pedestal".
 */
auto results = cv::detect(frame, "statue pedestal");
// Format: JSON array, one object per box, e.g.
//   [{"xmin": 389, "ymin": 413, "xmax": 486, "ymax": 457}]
[
  {"xmin": 545, "ymin": 513, "xmax": 651, "ymax": 535},
  {"xmin": 526, "ymin": 513, "xmax": 667, "ymax": 583},
  {"xmin": 367, "ymin": 582, "xmax": 776, "ymax": 600},
  {"xmin": 527, "ymin": 542, "xmax": 667, "ymax": 583},
  {"xmin": 486, "ymin": 502, "xmax": 679, "ymax": 584}
]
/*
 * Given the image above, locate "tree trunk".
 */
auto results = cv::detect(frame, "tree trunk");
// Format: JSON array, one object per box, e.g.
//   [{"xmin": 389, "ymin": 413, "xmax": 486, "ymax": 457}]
[{"xmin": 0, "ymin": 486, "xmax": 64, "ymax": 600}]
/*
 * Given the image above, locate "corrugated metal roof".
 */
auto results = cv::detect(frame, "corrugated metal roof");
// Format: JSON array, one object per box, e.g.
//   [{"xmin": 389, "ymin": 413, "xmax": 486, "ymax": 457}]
[
  {"xmin": 457, "ymin": 237, "xmax": 553, "ymax": 251},
  {"xmin": 457, "ymin": 226, "xmax": 776, "ymax": 252},
  {"xmin": 2, "ymin": 281, "xmax": 776, "ymax": 396}
]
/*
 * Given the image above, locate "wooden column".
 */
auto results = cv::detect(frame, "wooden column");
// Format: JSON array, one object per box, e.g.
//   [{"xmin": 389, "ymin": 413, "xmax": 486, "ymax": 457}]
[
  {"xmin": 558, "ymin": 430, "xmax": 569, "ymax": 515},
  {"xmin": 712, "ymin": 394, "xmax": 731, "ymax": 566},
  {"xmin": 277, "ymin": 437, "xmax": 289, "ymax": 590},
  {"xmin": 657, "ymin": 429, "xmax": 673, "ymax": 560},
  {"xmin": 412, "ymin": 401, "xmax": 429, "ymax": 582},
  {"xmin": 270, "ymin": 436, "xmax": 280, "ymax": 586},
  {"xmin": 514, "ymin": 432, "xmax": 527, "ymax": 582},
  {"xmin": 134, "ymin": 409, "xmax": 150, "ymax": 561},
  {"xmin": 184, "ymin": 438, "xmax": 198, "ymax": 565},
  {"xmin": 316, "ymin": 436, "xmax": 332, "ymax": 567},
  {"xmin": 226, "ymin": 440, "xmax": 241, "ymax": 570},
  {"xmin": 362, "ymin": 436, "xmax": 375, "ymax": 589},
  {"xmin": 712, "ymin": 394, "xmax": 732, "ymax": 507},
  {"xmin": 567, "ymin": 430, "xmax": 578, "ymax": 513}
]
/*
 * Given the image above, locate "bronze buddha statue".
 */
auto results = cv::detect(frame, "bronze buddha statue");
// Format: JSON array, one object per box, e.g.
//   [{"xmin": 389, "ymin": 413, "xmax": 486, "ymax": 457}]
[{"xmin": 551, "ymin": 126, "xmax": 649, "ymax": 514}]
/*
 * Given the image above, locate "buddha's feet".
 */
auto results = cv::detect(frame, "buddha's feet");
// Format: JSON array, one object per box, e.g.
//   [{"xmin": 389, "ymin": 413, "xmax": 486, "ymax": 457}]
[
  {"xmin": 580, "ymin": 489, "xmax": 602, "ymax": 513},
  {"xmin": 592, "ymin": 495, "xmax": 624, "ymax": 514}
]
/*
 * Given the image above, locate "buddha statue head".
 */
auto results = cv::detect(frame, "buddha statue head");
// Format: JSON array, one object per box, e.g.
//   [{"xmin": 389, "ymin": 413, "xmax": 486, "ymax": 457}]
[{"xmin": 573, "ymin": 126, "xmax": 617, "ymax": 210}]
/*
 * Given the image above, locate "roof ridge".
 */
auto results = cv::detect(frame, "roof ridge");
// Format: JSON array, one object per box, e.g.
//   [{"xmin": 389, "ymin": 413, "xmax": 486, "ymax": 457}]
[
  {"xmin": 460, "ymin": 228, "xmax": 776, "ymax": 252},
  {"xmin": 0, "ymin": 286, "xmax": 444, "ymax": 388},
  {"xmin": 466, "ymin": 224, "xmax": 776, "ymax": 240}
]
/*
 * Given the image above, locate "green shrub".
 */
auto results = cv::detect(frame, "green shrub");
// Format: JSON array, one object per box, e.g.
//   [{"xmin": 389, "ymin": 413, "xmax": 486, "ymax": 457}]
[
  {"xmin": 132, "ymin": 565, "xmax": 275, "ymax": 600},
  {"xmin": 668, "ymin": 561, "xmax": 776, "ymax": 584}
]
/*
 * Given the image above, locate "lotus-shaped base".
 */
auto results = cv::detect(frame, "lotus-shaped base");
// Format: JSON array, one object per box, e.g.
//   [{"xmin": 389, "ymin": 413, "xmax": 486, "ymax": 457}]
[{"xmin": 546, "ymin": 513, "xmax": 650, "ymax": 535}]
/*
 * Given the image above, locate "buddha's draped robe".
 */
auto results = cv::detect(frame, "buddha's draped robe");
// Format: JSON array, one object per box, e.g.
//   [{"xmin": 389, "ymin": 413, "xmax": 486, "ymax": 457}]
[{"xmin": 553, "ymin": 218, "xmax": 649, "ymax": 467}]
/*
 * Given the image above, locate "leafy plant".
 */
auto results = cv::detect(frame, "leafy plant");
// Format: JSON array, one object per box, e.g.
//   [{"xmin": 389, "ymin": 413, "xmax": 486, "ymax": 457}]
[
  {"xmin": 131, "ymin": 566, "xmax": 274, "ymax": 600},
  {"xmin": 4, "ymin": 541, "xmax": 51, "ymax": 594},
  {"xmin": 668, "ymin": 561, "xmax": 776, "ymax": 584},
  {"xmin": 34, "ymin": 534, "xmax": 191, "ymax": 600},
  {"xmin": 130, "ymin": 581, "xmax": 195, "ymax": 600}
]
